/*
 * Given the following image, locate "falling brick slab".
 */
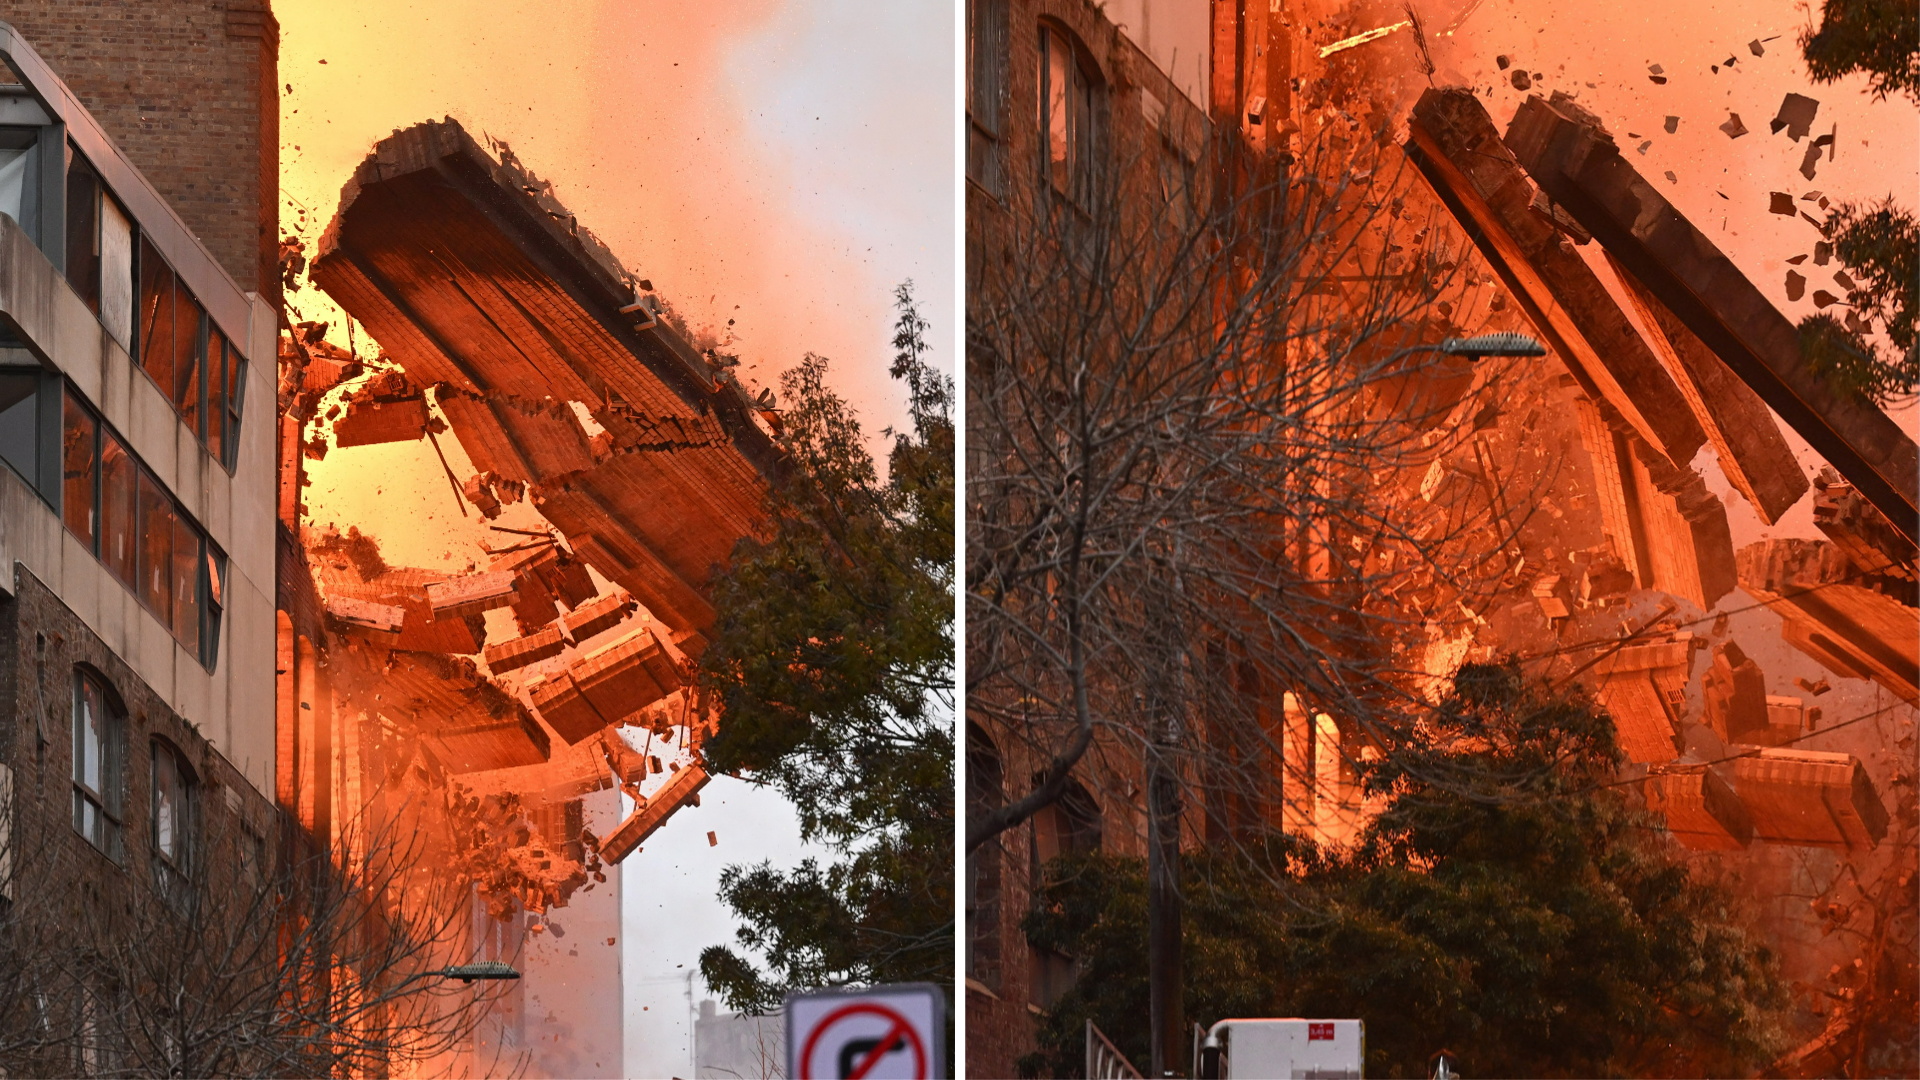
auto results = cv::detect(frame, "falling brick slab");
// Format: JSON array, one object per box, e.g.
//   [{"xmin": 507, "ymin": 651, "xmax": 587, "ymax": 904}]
[
  {"xmin": 1404, "ymin": 87, "xmax": 1706, "ymax": 468},
  {"xmin": 1731, "ymin": 747, "xmax": 1887, "ymax": 850},
  {"xmin": 528, "ymin": 670, "xmax": 610, "ymax": 745},
  {"xmin": 324, "ymin": 595, "xmax": 405, "ymax": 644},
  {"xmin": 562, "ymin": 589, "xmax": 638, "ymax": 643},
  {"xmin": 1703, "ymin": 641, "xmax": 1769, "ymax": 744},
  {"xmin": 311, "ymin": 118, "xmax": 781, "ymax": 636},
  {"xmin": 379, "ymin": 651, "xmax": 550, "ymax": 772},
  {"xmin": 331, "ymin": 395, "xmax": 428, "ymax": 448},
  {"xmin": 1736, "ymin": 539, "xmax": 1918, "ymax": 703},
  {"xmin": 1588, "ymin": 635, "xmax": 1694, "ymax": 764},
  {"xmin": 1645, "ymin": 764, "xmax": 1753, "ymax": 850},
  {"xmin": 438, "ymin": 387, "xmax": 598, "ymax": 484},
  {"xmin": 484, "ymin": 625, "xmax": 567, "ymax": 674},
  {"xmin": 1811, "ymin": 470, "xmax": 1917, "ymax": 582},
  {"xmin": 570, "ymin": 629, "xmax": 675, "ymax": 728},
  {"xmin": 598, "ymin": 765, "xmax": 710, "ymax": 863},
  {"xmin": 1505, "ymin": 93, "xmax": 1919, "ymax": 544},
  {"xmin": 1607, "ymin": 253, "xmax": 1808, "ymax": 524},
  {"xmin": 426, "ymin": 570, "xmax": 520, "ymax": 621}
]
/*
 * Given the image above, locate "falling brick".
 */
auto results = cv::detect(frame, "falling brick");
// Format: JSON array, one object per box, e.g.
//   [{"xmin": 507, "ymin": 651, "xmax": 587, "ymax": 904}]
[
  {"xmin": 1749, "ymin": 38, "xmax": 1764, "ymax": 56},
  {"xmin": 1511, "ymin": 70, "xmax": 1532, "ymax": 90},
  {"xmin": 1496, "ymin": 54, "xmax": 1510, "ymax": 69},
  {"xmin": 1815, "ymin": 241, "xmax": 1832, "ymax": 265},
  {"xmin": 484, "ymin": 625, "xmax": 567, "ymax": 673},
  {"xmin": 1770, "ymin": 92, "xmax": 1819, "ymax": 140},
  {"xmin": 1733, "ymin": 748, "xmax": 1887, "ymax": 849},
  {"xmin": 1769, "ymin": 192, "xmax": 1796, "ymax": 215},
  {"xmin": 1786, "ymin": 271, "xmax": 1806, "ymax": 301},
  {"xmin": 706, "ymin": 831, "xmax": 718, "ymax": 847},
  {"xmin": 1719, "ymin": 112, "xmax": 1747, "ymax": 138},
  {"xmin": 1800, "ymin": 142, "xmax": 1822, "ymax": 180},
  {"xmin": 1664, "ymin": 115, "xmax": 1678, "ymax": 133},
  {"xmin": 426, "ymin": 571, "xmax": 520, "ymax": 621},
  {"xmin": 1663, "ymin": 170, "xmax": 1677, "ymax": 183},
  {"xmin": 1787, "ymin": 254, "xmax": 1808, "ymax": 264},
  {"xmin": 1813, "ymin": 290, "xmax": 1838, "ymax": 308},
  {"xmin": 1833, "ymin": 270, "xmax": 1857, "ymax": 291},
  {"xmin": 562, "ymin": 589, "xmax": 639, "ymax": 643}
]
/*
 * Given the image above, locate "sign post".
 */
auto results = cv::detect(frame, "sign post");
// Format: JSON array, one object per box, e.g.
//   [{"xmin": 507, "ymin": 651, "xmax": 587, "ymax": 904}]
[{"xmin": 784, "ymin": 983, "xmax": 947, "ymax": 1080}]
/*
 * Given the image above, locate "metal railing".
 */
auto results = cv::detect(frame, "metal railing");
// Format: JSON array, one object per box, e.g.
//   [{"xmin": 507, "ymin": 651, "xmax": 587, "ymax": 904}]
[{"xmin": 1087, "ymin": 1019, "xmax": 1144, "ymax": 1079}]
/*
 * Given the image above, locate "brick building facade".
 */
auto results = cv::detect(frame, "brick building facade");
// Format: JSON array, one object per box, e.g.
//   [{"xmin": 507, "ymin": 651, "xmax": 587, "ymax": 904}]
[{"xmin": 0, "ymin": 9, "xmax": 280, "ymax": 1073}]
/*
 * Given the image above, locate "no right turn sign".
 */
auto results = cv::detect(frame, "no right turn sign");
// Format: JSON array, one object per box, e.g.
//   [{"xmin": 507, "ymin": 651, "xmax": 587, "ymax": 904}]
[{"xmin": 785, "ymin": 983, "xmax": 947, "ymax": 1079}]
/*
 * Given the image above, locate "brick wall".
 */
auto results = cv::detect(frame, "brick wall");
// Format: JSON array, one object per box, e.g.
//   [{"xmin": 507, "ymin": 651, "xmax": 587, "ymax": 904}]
[{"xmin": 0, "ymin": 1, "xmax": 279, "ymax": 299}]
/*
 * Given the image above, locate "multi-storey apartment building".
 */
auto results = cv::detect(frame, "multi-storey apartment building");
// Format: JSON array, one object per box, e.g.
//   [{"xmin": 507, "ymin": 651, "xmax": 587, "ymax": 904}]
[{"xmin": 0, "ymin": 6, "xmax": 279, "ymax": 1070}]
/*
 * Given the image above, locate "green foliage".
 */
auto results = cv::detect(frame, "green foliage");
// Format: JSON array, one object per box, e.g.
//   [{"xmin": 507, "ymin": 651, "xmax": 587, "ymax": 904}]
[
  {"xmin": 1020, "ymin": 664, "xmax": 1788, "ymax": 1079},
  {"xmin": 1798, "ymin": 198, "xmax": 1919, "ymax": 404},
  {"xmin": 1800, "ymin": 0, "xmax": 1920, "ymax": 103},
  {"xmin": 698, "ymin": 283, "xmax": 954, "ymax": 1014}
]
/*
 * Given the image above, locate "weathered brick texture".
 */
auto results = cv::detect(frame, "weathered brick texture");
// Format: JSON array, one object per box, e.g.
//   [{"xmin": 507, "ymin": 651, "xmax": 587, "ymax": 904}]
[{"xmin": 0, "ymin": 1, "xmax": 278, "ymax": 298}]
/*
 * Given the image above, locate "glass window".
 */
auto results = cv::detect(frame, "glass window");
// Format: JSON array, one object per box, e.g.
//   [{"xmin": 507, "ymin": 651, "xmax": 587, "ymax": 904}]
[
  {"xmin": 99, "ymin": 195, "xmax": 133, "ymax": 349},
  {"xmin": 170, "ymin": 511, "xmax": 199, "ymax": 649},
  {"xmin": 62, "ymin": 388, "xmax": 95, "ymax": 545},
  {"xmin": 72, "ymin": 670, "xmax": 124, "ymax": 861},
  {"xmin": 0, "ymin": 368, "xmax": 37, "ymax": 483},
  {"xmin": 99, "ymin": 431, "xmax": 137, "ymax": 586},
  {"xmin": 172, "ymin": 291, "xmax": 204, "ymax": 432},
  {"xmin": 65, "ymin": 149, "xmax": 101, "ymax": 314},
  {"xmin": 1038, "ymin": 25, "xmax": 1099, "ymax": 205},
  {"xmin": 137, "ymin": 468, "xmax": 173, "ymax": 618},
  {"xmin": 0, "ymin": 126, "xmax": 38, "ymax": 234},
  {"xmin": 152, "ymin": 739, "xmax": 192, "ymax": 875},
  {"xmin": 224, "ymin": 349, "xmax": 246, "ymax": 470},
  {"xmin": 204, "ymin": 325, "xmax": 226, "ymax": 462},
  {"xmin": 137, "ymin": 235, "xmax": 178, "ymax": 399}
]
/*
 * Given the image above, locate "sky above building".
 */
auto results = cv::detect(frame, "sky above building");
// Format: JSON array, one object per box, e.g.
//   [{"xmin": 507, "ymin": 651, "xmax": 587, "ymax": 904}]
[{"xmin": 275, "ymin": 3, "xmax": 953, "ymax": 1076}]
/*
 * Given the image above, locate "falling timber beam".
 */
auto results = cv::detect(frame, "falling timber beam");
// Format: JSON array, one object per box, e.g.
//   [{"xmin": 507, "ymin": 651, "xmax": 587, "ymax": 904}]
[
  {"xmin": 1403, "ymin": 87, "xmax": 1705, "ymax": 470},
  {"xmin": 1504, "ymin": 93, "xmax": 1919, "ymax": 544}
]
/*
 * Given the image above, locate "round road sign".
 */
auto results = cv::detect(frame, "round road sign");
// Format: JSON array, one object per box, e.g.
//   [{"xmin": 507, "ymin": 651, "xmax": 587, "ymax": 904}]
[{"xmin": 797, "ymin": 1001, "xmax": 929, "ymax": 1079}]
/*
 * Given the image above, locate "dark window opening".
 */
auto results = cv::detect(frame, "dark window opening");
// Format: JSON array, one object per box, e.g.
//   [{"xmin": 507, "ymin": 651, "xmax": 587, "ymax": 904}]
[
  {"xmin": 0, "ymin": 367, "xmax": 37, "ymax": 483},
  {"xmin": 966, "ymin": 722, "xmax": 1005, "ymax": 990},
  {"xmin": 65, "ymin": 149, "xmax": 101, "ymax": 314},
  {"xmin": 967, "ymin": 0, "xmax": 1009, "ymax": 197}
]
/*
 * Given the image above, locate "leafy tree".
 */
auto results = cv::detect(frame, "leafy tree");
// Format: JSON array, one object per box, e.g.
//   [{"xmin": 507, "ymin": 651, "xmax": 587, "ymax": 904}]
[
  {"xmin": 1799, "ymin": 197, "xmax": 1918, "ymax": 403},
  {"xmin": 1793, "ymin": 2, "xmax": 1919, "ymax": 404},
  {"xmin": 1799, "ymin": 0, "xmax": 1919, "ymax": 104},
  {"xmin": 698, "ymin": 283, "xmax": 954, "ymax": 1013},
  {"xmin": 1021, "ymin": 664, "xmax": 1788, "ymax": 1080}
]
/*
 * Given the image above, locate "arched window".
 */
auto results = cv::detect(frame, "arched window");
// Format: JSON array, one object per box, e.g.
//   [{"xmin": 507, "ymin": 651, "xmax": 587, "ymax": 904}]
[
  {"xmin": 1033, "ymin": 776, "xmax": 1102, "ymax": 861},
  {"xmin": 151, "ymin": 737, "xmax": 195, "ymax": 884},
  {"xmin": 1037, "ymin": 22, "xmax": 1103, "ymax": 206},
  {"xmin": 965, "ymin": 722, "xmax": 1005, "ymax": 990},
  {"xmin": 72, "ymin": 669, "xmax": 125, "ymax": 862}
]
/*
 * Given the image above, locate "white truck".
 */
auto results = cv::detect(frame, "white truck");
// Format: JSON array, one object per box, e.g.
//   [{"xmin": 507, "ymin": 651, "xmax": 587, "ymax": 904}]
[{"xmin": 1195, "ymin": 1018, "xmax": 1365, "ymax": 1079}]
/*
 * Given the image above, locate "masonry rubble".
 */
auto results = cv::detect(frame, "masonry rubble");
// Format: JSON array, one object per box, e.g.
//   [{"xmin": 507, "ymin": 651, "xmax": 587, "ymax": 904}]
[
  {"xmin": 277, "ymin": 117, "xmax": 787, "ymax": 942},
  {"xmin": 1390, "ymin": 84, "xmax": 1913, "ymax": 856}
]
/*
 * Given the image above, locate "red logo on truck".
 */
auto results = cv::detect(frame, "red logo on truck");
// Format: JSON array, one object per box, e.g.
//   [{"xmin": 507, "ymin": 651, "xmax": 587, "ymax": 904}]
[{"xmin": 1308, "ymin": 1023, "xmax": 1335, "ymax": 1041}]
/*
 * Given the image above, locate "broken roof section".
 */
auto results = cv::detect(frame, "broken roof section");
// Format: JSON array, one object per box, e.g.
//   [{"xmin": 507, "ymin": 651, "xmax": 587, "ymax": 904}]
[{"xmin": 312, "ymin": 118, "xmax": 783, "ymax": 646}]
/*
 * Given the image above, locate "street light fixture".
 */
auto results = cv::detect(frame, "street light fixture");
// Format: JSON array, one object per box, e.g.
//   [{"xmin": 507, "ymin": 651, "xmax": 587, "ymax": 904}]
[
  {"xmin": 1438, "ymin": 332, "xmax": 1547, "ymax": 360},
  {"xmin": 435, "ymin": 961, "xmax": 521, "ymax": 983}
]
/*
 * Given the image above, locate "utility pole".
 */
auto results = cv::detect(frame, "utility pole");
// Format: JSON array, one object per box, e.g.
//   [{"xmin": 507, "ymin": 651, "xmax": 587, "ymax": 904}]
[{"xmin": 1147, "ymin": 708, "xmax": 1184, "ymax": 1078}]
